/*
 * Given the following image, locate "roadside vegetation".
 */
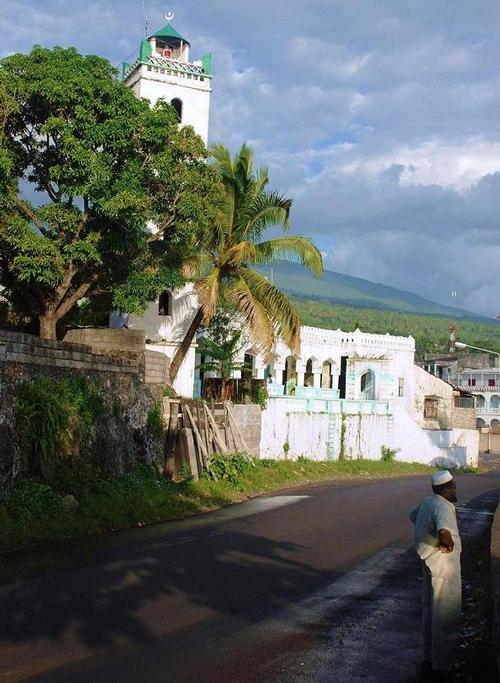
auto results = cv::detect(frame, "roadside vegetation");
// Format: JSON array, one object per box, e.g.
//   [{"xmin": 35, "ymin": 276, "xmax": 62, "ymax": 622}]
[{"xmin": 1, "ymin": 456, "xmax": 439, "ymax": 553}]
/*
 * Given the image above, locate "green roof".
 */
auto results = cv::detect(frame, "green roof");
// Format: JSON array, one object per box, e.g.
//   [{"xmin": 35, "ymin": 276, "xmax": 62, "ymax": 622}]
[{"xmin": 149, "ymin": 22, "xmax": 190, "ymax": 46}]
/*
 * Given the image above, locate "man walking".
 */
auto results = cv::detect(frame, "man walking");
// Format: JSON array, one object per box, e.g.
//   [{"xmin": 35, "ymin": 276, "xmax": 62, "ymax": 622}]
[{"xmin": 410, "ymin": 471, "xmax": 462, "ymax": 680}]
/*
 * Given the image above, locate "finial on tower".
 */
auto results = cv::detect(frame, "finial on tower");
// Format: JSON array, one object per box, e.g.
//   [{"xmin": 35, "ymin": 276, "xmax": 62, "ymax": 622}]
[{"xmin": 165, "ymin": 11, "xmax": 175, "ymax": 22}]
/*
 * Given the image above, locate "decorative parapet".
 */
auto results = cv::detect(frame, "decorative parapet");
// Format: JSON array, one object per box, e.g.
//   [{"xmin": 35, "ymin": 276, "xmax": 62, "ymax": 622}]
[
  {"xmin": 299, "ymin": 326, "xmax": 415, "ymax": 352},
  {"xmin": 123, "ymin": 54, "xmax": 212, "ymax": 83}
]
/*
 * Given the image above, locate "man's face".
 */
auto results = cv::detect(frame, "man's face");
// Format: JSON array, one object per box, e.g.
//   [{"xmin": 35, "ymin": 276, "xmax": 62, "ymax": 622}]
[{"xmin": 443, "ymin": 480, "xmax": 458, "ymax": 503}]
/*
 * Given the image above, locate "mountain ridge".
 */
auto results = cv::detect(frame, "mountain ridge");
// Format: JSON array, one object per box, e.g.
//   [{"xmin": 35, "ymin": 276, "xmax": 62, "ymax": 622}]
[{"xmin": 257, "ymin": 261, "xmax": 494, "ymax": 322}]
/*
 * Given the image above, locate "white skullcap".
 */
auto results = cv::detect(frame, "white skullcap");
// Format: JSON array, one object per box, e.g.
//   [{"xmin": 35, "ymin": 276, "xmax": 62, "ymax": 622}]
[{"xmin": 431, "ymin": 470, "xmax": 453, "ymax": 486}]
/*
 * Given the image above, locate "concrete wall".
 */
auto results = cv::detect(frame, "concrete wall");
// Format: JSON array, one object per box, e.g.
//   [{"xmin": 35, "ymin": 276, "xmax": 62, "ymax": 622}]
[
  {"xmin": 258, "ymin": 397, "xmax": 478, "ymax": 467},
  {"xmin": 413, "ymin": 365, "xmax": 454, "ymax": 429},
  {"xmin": 64, "ymin": 328, "xmax": 146, "ymax": 353},
  {"xmin": 480, "ymin": 431, "xmax": 500, "ymax": 454},
  {"xmin": 229, "ymin": 404, "xmax": 262, "ymax": 457},
  {"xmin": 111, "ymin": 284, "xmax": 198, "ymax": 397},
  {"xmin": 0, "ymin": 330, "xmax": 140, "ymax": 375},
  {"xmin": 145, "ymin": 350, "xmax": 170, "ymax": 386},
  {"xmin": 134, "ymin": 70, "xmax": 211, "ymax": 144},
  {"xmin": 452, "ymin": 406, "xmax": 476, "ymax": 430}
]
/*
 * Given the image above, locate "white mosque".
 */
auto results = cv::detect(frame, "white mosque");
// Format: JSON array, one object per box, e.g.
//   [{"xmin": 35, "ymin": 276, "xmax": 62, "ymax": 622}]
[{"xmin": 111, "ymin": 16, "xmax": 479, "ymax": 467}]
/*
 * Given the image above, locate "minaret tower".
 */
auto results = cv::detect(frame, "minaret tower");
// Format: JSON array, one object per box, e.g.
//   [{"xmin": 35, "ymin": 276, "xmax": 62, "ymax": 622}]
[{"xmin": 122, "ymin": 13, "xmax": 212, "ymax": 143}]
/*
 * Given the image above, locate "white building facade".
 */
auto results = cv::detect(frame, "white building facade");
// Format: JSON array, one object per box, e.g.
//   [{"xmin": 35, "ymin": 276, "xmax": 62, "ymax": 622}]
[{"xmin": 222, "ymin": 328, "xmax": 478, "ymax": 467}]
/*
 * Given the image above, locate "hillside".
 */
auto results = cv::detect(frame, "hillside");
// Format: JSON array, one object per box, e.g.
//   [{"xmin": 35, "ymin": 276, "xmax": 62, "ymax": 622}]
[
  {"xmin": 258, "ymin": 261, "xmax": 492, "ymax": 320},
  {"xmin": 292, "ymin": 298, "xmax": 500, "ymax": 355}
]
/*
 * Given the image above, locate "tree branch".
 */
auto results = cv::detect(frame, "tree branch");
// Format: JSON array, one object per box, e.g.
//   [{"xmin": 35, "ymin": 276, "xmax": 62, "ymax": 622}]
[
  {"xmin": 15, "ymin": 198, "xmax": 46, "ymax": 233},
  {"xmin": 55, "ymin": 273, "xmax": 100, "ymax": 319}
]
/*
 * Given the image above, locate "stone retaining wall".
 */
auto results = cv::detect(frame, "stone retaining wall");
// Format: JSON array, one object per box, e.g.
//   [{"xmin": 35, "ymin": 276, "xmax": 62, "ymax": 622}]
[{"xmin": 0, "ymin": 331, "xmax": 163, "ymax": 491}]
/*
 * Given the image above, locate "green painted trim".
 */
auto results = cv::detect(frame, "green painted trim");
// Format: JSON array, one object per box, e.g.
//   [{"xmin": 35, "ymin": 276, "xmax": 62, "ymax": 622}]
[
  {"xmin": 123, "ymin": 58, "xmax": 213, "ymax": 81},
  {"xmin": 202, "ymin": 53, "xmax": 212, "ymax": 76},
  {"xmin": 149, "ymin": 21, "xmax": 190, "ymax": 45},
  {"xmin": 139, "ymin": 39, "xmax": 152, "ymax": 61}
]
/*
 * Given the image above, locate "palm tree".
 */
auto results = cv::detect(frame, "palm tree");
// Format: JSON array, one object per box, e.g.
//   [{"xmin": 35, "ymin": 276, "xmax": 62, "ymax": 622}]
[
  {"xmin": 197, "ymin": 331, "xmax": 244, "ymax": 401},
  {"xmin": 169, "ymin": 143, "xmax": 323, "ymax": 381}
]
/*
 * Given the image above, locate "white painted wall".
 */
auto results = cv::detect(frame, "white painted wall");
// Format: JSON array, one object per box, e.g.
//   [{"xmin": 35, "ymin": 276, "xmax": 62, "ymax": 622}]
[
  {"xmin": 128, "ymin": 65, "xmax": 211, "ymax": 143},
  {"xmin": 259, "ymin": 397, "xmax": 479, "ymax": 467},
  {"xmin": 110, "ymin": 284, "xmax": 199, "ymax": 397}
]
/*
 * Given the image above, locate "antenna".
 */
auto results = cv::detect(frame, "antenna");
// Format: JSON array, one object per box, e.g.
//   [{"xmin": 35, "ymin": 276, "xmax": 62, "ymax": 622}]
[{"xmin": 142, "ymin": 0, "xmax": 148, "ymax": 37}]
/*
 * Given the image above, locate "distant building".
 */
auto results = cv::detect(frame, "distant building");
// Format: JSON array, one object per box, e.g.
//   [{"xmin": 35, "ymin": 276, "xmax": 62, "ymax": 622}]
[{"xmin": 419, "ymin": 352, "xmax": 500, "ymax": 432}]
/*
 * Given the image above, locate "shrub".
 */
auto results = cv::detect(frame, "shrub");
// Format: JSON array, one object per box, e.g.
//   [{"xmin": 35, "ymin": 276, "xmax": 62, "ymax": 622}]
[
  {"xmin": 381, "ymin": 445, "xmax": 399, "ymax": 462},
  {"xmin": 146, "ymin": 402, "xmax": 166, "ymax": 439},
  {"xmin": 251, "ymin": 383, "xmax": 268, "ymax": 410},
  {"xmin": 206, "ymin": 452, "xmax": 255, "ymax": 485},
  {"xmin": 15, "ymin": 376, "xmax": 105, "ymax": 487}
]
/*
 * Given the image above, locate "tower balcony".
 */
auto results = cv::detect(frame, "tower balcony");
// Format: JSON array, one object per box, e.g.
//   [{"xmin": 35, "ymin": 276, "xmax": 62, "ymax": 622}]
[{"xmin": 122, "ymin": 54, "xmax": 212, "ymax": 89}]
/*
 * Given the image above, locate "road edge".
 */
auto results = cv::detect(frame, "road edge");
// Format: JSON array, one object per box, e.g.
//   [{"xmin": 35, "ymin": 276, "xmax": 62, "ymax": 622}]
[{"xmin": 491, "ymin": 502, "xmax": 500, "ymax": 678}]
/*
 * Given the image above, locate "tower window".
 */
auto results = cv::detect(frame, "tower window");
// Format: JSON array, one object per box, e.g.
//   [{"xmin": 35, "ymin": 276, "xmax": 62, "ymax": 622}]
[
  {"xmin": 170, "ymin": 98, "xmax": 183, "ymax": 123},
  {"xmin": 158, "ymin": 290, "xmax": 172, "ymax": 316}
]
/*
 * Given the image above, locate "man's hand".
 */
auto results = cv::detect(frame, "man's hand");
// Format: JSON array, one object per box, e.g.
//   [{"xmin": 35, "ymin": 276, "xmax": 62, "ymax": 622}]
[{"xmin": 438, "ymin": 528, "xmax": 454, "ymax": 553}]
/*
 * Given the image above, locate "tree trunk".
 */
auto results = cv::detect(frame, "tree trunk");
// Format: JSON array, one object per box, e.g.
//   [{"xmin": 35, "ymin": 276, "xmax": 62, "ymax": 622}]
[
  {"xmin": 169, "ymin": 307, "xmax": 204, "ymax": 382},
  {"xmin": 38, "ymin": 311, "xmax": 58, "ymax": 340}
]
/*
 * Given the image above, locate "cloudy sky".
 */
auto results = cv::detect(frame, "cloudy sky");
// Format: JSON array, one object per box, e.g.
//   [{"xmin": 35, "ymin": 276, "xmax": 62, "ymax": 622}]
[{"xmin": 2, "ymin": 0, "xmax": 500, "ymax": 316}]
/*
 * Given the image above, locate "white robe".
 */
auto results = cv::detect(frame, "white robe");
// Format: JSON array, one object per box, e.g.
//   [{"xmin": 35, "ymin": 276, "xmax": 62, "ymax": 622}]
[{"xmin": 410, "ymin": 494, "xmax": 462, "ymax": 671}]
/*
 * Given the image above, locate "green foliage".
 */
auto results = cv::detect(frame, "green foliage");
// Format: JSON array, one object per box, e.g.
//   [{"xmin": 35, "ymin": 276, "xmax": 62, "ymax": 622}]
[
  {"xmin": 146, "ymin": 402, "xmax": 165, "ymax": 440},
  {"xmin": 206, "ymin": 452, "xmax": 255, "ymax": 485},
  {"xmin": 293, "ymin": 298, "xmax": 500, "ymax": 355},
  {"xmin": 282, "ymin": 441, "xmax": 290, "ymax": 456},
  {"xmin": 162, "ymin": 386, "xmax": 177, "ymax": 399},
  {"xmin": 171, "ymin": 143, "xmax": 323, "ymax": 380},
  {"xmin": 197, "ymin": 331, "xmax": 244, "ymax": 381},
  {"xmin": 0, "ymin": 458, "xmax": 444, "ymax": 552},
  {"xmin": 0, "ymin": 46, "xmax": 222, "ymax": 338},
  {"xmin": 201, "ymin": 302, "xmax": 241, "ymax": 346},
  {"xmin": 251, "ymin": 383, "xmax": 268, "ymax": 410},
  {"xmin": 381, "ymin": 445, "xmax": 399, "ymax": 462},
  {"xmin": 15, "ymin": 376, "xmax": 105, "ymax": 485}
]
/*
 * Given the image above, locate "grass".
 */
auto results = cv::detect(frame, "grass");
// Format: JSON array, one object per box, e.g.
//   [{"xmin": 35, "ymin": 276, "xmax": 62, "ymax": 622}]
[{"xmin": 0, "ymin": 458, "xmax": 459, "ymax": 553}]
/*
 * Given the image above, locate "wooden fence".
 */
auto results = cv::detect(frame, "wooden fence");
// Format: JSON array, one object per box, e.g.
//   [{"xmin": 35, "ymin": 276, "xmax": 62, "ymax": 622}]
[{"xmin": 161, "ymin": 399, "xmax": 251, "ymax": 480}]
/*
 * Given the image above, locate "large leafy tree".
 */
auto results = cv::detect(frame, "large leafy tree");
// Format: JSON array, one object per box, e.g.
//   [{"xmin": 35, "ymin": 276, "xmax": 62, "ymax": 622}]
[
  {"xmin": 169, "ymin": 143, "xmax": 323, "ymax": 381},
  {"xmin": 0, "ymin": 46, "xmax": 221, "ymax": 339}
]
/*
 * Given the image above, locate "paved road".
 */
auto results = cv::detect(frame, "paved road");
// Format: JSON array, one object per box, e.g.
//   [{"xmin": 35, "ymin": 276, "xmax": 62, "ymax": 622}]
[{"xmin": 0, "ymin": 472, "xmax": 498, "ymax": 682}]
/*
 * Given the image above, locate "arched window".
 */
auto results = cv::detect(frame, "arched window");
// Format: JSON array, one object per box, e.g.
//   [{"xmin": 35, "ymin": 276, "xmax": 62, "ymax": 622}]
[
  {"xmin": 476, "ymin": 418, "xmax": 486, "ymax": 429},
  {"xmin": 491, "ymin": 418, "xmax": 500, "ymax": 432},
  {"xmin": 304, "ymin": 358, "xmax": 314, "ymax": 387},
  {"xmin": 476, "ymin": 394, "xmax": 486, "ymax": 408},
  {"xmin": 243, "ymin": 353, "xmax": 254, "ymax": 380},
  {"xmin": 321, "ymin": 361, "xmax": 333, "ymax": 389},
  {"xmin": 170, "ymin": 98, "xmax": 183, "ymax": 123},
  {"xmin": 360, "ymin": 370, "xmax": 376, "ymax": 400},
  {"xmin": 158, "ymin": 290, "xmax": 172, "ymax": 316},
  {"xmin": 284, "ymin": 356, "xmax": 297, "ymax": 391},
  {"xmin": 491, "ymin": 395, "xmax": 500, "ymax": 409}
]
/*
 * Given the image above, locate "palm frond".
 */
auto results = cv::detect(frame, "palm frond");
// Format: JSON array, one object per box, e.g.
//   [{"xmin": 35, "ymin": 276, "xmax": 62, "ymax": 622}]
[
  {"xmin": 195, "ymin": 267, "xmax": 220, "ymax": 323},
  {"xmin": 221, "ymin": 241, "xmax": 257, "ymax": 267},
  {"xmin": 210, "ymin": 143, "xmax": 235, "ymax": 183},
  {"xmin": 239, "ymin": 268, "xmax": 301, "ymax": 354},
  {"xmin": 254, "ymin": 236, "xmax": 323, "ymax": 276},
  {"xmin": 240, "ymin": 191, "xmax": 292, "ymax": 240},
  {"xmin": 226, "ymin": 274, "xmax": 275, "ymax": 358},
  {"xmin": 234, "ymin": 144, "xmax": 254, "ymax": 195}
]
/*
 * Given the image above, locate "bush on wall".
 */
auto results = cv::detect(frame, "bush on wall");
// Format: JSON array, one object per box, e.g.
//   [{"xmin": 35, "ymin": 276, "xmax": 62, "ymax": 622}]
[{"xmin": 16, "ymin": 377, "xmax": 106, "ymax": 488}]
